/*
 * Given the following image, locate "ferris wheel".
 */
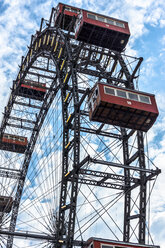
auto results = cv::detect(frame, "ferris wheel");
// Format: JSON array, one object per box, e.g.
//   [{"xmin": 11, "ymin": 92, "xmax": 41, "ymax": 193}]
[{"xmin": 0, "ymin": 3, "xmax": 161, "ymax": 248}]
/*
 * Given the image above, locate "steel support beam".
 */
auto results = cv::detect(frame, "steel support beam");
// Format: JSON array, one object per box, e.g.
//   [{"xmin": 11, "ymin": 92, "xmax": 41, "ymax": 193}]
[
  {"xmin": 91, "ymin": 158, "xmax": 156, "ymax": 174},
  {"xmin": 77, "ymin": 67, "xmax": 128, "ymax": 84},
  {"xmin": 66, "ymin": 66, "xmax": 80, "ymax": 248},
  {"xmin": 0, "ymin": 230, "xmax": 84, "ymax": 246},
  {"xmin": 138, "ymin": 131, "xmax": 147, "ymax": 244},
  {"xmin": 122, "ymin": 128, "xmax": 131, "ymax": 242},
  {"xmin": 55, "ymin": 36, "xmax": 73, "ymax": 247},
  {"xmin": 77, "ymin": 178, "xmax": 125, "ymax": 190},
  {"xmin": 78, "ymin": 168, "xmax": 139, "ymax": 184},
  {"xmin": 79, "ymin": 127, "xmax": 122, "ymax": 139},
  {"xmin": 0, "ymin": 169, "xmax": 21, "ymax": 179}
]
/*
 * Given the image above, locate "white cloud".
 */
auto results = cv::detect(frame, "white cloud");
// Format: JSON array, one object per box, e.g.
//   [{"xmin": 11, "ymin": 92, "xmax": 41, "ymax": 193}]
[
  {"xmin": 0, "ymin": 1, "xmax": 39, "ymax": 122},
  {"xmin": 161, "ymin": 35, "xmax": 165, "ymax": 46},
  {"xmin": 160, "ymin": 19, "xmax": 165, "ymax": 28}
]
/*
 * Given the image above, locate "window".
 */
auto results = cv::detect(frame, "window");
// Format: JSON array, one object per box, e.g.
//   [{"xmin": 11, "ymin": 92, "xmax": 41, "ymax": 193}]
[
  {"xmin": 87, "ymin": 13, "xmax": 125, "ymax": 29},
  {"xmin": 101, "ymin": 245, "xmax": 113, "ymax": 248},
  {"xmin": 104, "ymin": 86, "xmax": 115, "ymax": 96},
  {"xmin": 115, "ymin": 246, "xmax": 127, "ymax": 248},
  {"xmin": 32, "ymin": 82, "xmax": 38, "ymax": 87},
  {"xmin": 106, "ymin": 19, "xmax": 115, "ymax": 25},
  {"xmin": 71, "ymin": 8, "xmax": 79, "ymax": 13},
  {"xmin": 97, "ymin": 16, "xmax": 105, "ymax": 22},
  {"xmin": 94, "ymin": 88, "xmax": 98, "ymax": 96},
  {"xmin": 139, "ymin": 95, "xmax": 151, "ymax": 104},
  {"xmin": 116, "ymin": 89, "xmax": 127, "ymax": 98},
  {"xmin": 128, "ymin": 92, "xmax": 138, "ymax": 101},
  {"xmin": 87, "ymin": 13, "xmax": 96, "ymax": 20},
  {"xmin": 115, "ymin": 21, "xmax": 125, "ymax": 28},
  {"xmin": 65, "ymin": 7, "xmax": 70, "ymax": 11},
  {"xmin": 65, "ymin": 7, "xmax": 78, "ymax": 13},
  {"xmin": 115, "ymin": 246, "xmax": 130, "ymax": 248},
  {"xmin": 25, "ymin": 80, "xmax": 45, "ymax": 88},
  {"xmin": 3, "ymin": 134, "xmax": 8, "ymax": 138}
]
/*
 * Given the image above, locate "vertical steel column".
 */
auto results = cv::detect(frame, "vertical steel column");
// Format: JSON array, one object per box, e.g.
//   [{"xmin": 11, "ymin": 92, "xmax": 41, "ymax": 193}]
[
  {"xmin": 66, "ymin": 67, "xmax": 80, "ymax": 247},
  {"xmin": 138, "ymin": 131, "xmax": 146, "ymax": 244},
  {"xmin": 57, "ymin": 91, "xmax": 69, "ymax": 239},
  {"xmin": 55, "ymin": 60, "xmax": 70, "ymax": 246},
  {"xmin": 118, "ymin": 53, "xmax": 136, "ymax": 243},
  {"xmin": 55, "ymin": 28, "xmax": 81, "ymax": 247},
  {"xmin": 122, "ymin": 128, "xmax": 131, "ymax": 242}
]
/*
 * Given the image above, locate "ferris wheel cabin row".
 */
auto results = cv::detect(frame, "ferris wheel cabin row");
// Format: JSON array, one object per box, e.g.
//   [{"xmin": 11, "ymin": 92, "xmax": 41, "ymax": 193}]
[
  {"xmin": 0, "ymin": 79, "xmax": 47, "ymax": 153},
  {"xmin": 54, "ymin": 3, "xmax": 130, "ymax": 52},
  {"xmin": 85, "ymin": 237, "xmax": 160, "ymax": 248}
]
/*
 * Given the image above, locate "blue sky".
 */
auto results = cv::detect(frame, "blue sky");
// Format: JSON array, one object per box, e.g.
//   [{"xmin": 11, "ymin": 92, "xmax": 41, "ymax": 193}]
[{"xmin": 0, "ymin": 0, "xmax": 165, "ymax": 247}]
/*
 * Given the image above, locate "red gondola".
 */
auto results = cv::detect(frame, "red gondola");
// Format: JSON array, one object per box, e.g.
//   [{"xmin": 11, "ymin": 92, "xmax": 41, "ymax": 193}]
[
  {"xmin": 88, "ymin": 83, "xmax": 159, "ymax": 132},
  {"xmin": 15, "ymin": 80, "xmax": 46, "ymax": 101},
  {"xmin": 0, "ymin": 196, "xmax": 13, "ymax": 213},
  {"xmin": 54, "ymin": 3, "xmax": 130, "ymax": 52},
  {"xmin": 54, "ymin": 3, "xmax": 80, "ymax": 31},
  {"xmin": 0, "ymin": 133, "xmax": 28, "ymax": 153},
  {"xmin": 85, "ymin": 237, "xmax": 160, "ymax": 248},
  {"xmin": 74, "ymin": 10, "xmax": 130, "ymax": 51}
]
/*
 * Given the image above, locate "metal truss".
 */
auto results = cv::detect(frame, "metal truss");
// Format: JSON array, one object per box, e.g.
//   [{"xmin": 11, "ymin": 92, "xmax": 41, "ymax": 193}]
[{"xmin": 0, "ymin": 5, "xmax": 161, "ymax": 248}]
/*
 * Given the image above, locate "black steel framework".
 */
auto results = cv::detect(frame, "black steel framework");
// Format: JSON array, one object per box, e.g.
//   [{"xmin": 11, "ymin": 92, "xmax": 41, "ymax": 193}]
[{"xmin": 0, "ymin": 4, "xmax": 161, "ymax": 248}]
